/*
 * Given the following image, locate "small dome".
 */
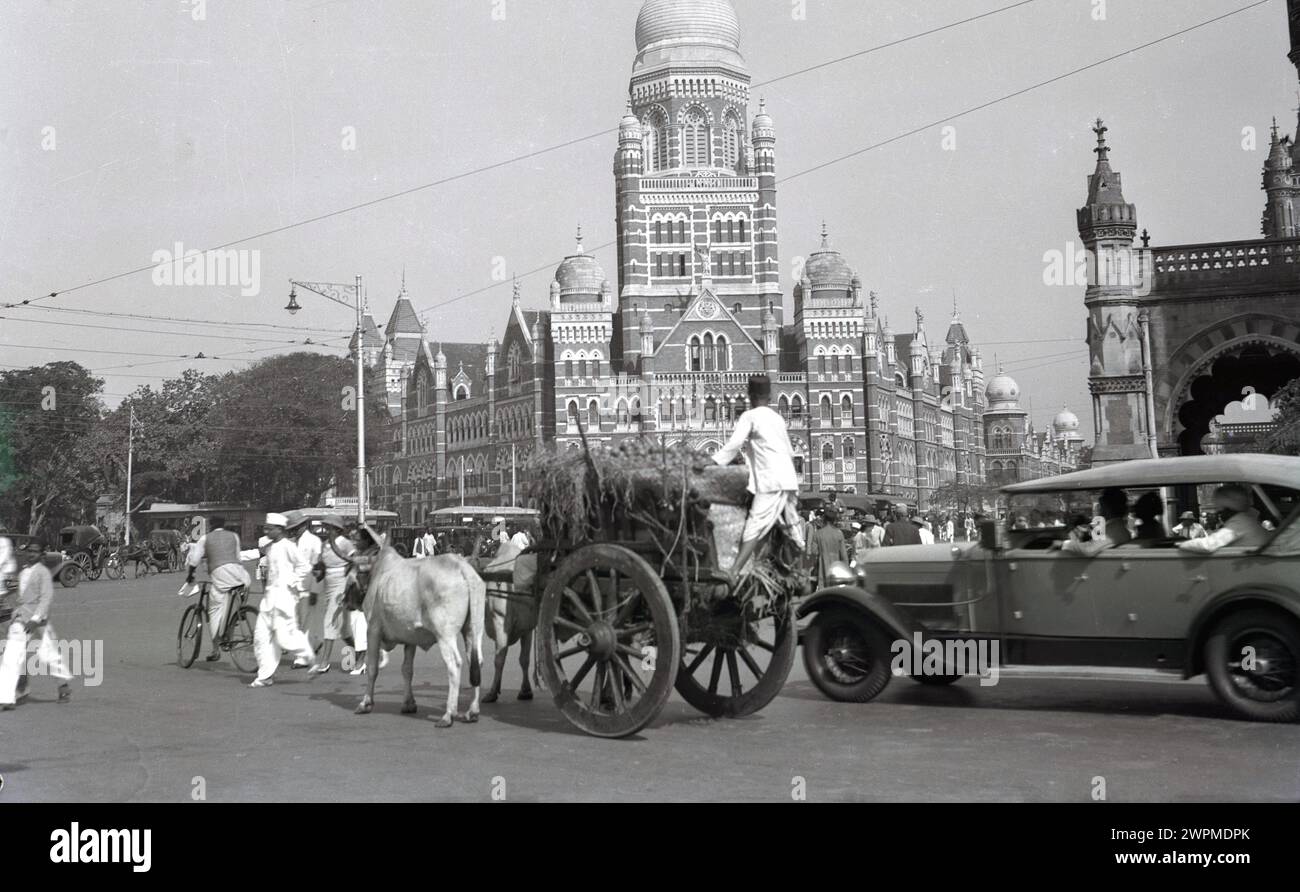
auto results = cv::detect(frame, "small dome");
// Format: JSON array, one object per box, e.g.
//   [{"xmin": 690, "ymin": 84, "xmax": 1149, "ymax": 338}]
[
  {"xmin": 1053, "ymin": 407, "xmax": 1080, "ymax": 433},
  {"xmin": 752, "ymin": 98, "xmax": 773, "ymax": 129},
  {"xmin": 634, "ymin": 0, "xmax": 745, "ymax": 72},
  {"xmin": 803, "ymin": 225, "xmax": 853, "ymax": 287},
  {"xmin": 986, "ymin": 372, "xmax": 1020, "ymax": 406},
  {"xmin": 620, "ymin": 101, "xmax": 641, "ymax": 136},
  {"xmin": 553, "ymin": 229, "xmax": 608, "ymax": 301}
]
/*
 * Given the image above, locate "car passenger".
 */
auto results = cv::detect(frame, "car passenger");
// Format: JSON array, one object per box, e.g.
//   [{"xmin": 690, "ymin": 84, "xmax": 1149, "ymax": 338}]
[
  {"xmin": 1178, "ymin": 485, "xmax": 1269, "ymax": 553},
  {"xmin": 1098, "ymin": 487, "xmax": 1132, "ymax": 546},
  {"xmin": 1057, "ymin": 514, "xmax": 1114, "ymax": 556},
  {"xmin": 1129, "ymin": 492, "xmax": 1166, "ymax": 545}
]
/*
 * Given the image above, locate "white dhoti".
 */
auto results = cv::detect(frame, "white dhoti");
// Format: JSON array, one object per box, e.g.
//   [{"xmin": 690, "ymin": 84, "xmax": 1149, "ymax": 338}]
[
  {"xmin": 253, "ymin": 587, "xmax": 315, "ymax": 681},
  {"xmin": 0, "ymin": 620, "xmax": 71, "ymax": 705},
  {"xmin": 320, "ymin": 569, "xmax": 347, "ymax": 641},
  {"xmin": 743, "ymin": 490, "xmax": 805, "ymax": 548},
  {"xmin": 207, "ymin": 563, "xmax": 251, "ymax": 641}
]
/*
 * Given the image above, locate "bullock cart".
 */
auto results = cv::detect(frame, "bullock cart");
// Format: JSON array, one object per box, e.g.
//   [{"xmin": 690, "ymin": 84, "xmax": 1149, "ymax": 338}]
[{"xmin": 482, "ymin": 439, "xmax": 803, "ymax": 739}]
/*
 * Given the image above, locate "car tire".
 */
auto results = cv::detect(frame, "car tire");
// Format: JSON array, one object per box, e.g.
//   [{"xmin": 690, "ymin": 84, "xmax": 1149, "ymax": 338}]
[
  {"xmin": 59, "ymin": 565, "xmax": 82, "ymax": 588},
  {"xmin": 1205, "ymin": 608, "xmax": 1300, "ymax": 723},
  {"xmin": 801, "ymin": 606, "xmax": 894, "ymax": 703}
]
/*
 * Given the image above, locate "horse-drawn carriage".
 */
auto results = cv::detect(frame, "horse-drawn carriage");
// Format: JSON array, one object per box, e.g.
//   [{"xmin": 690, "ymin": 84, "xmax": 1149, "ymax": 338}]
[
  {"xmin": 483, "ymin": 440, "xmax": 803, "ymax": 738},
  {"xmin": 58, "ymin": 525, "xmax": 110, "ymax": 581}
]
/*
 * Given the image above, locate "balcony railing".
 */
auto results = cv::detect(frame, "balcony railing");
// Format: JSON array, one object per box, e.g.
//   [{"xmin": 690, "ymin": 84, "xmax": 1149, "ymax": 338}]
[
  {"xmin": 642, "ymin": 176, "xmax": 759, "ymax": 191},
  {"xmin": 1150, "ymin": 238, "xmax": 1298, "ymax": 282}
]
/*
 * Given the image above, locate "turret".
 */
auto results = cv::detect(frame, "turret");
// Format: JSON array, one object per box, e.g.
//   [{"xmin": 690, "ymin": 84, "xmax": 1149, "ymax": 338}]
[
  {"xmin": 762, "ymin": 302, "xmax": 779, "ymax": 373},
  {"xmin": 1261, "ymin": 119, "xmax": 1297, "ymax": 238}
]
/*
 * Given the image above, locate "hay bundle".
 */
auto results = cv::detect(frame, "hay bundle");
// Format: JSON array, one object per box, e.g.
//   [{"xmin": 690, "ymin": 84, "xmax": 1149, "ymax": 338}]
[{"xmin": 524, "ymin": 439, "xmax": 749, "ymax": 551}]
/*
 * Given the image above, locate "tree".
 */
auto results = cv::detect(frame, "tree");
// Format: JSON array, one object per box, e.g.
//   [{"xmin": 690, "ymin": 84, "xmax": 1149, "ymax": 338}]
[
  {"xmin": 0, "ymin": 362, "xmax": 104, "ymax": 536},
  {"xmin": 928, "ymin": 480, "xmax": 1000, "ymax": 516},
  {"xmin": 207, "ymin": 353, "xmax": 383, "ymax": 509},
  {"xmin": 1262, "ymin": 377, "xmax": 1300, "ymax": 456}
]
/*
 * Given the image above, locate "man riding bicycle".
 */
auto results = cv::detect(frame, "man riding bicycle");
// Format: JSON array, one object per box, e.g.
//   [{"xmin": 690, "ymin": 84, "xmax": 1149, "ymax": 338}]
[{"xmin": 184, "ymin": 515, "xmax": 251, "ymax": 662}]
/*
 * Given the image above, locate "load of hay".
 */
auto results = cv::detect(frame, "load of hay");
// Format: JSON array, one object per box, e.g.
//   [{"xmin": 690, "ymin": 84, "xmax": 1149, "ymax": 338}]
[{"xmin": 524, "ymin": 438, "xmax": 749, "ymax": 565}]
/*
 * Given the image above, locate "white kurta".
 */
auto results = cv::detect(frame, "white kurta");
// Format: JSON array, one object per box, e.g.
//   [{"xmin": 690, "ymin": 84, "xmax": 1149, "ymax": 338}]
[{"xmin": 240, "ymin": 537, "xmax": 314, "ymax": 680}]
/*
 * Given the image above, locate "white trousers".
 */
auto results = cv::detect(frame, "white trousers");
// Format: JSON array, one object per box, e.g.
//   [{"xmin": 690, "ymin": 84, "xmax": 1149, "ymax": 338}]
[
  {"xmin": 320, "ymin": 570, "xmax": 347, "ymax": 641},
  {"xmin": 253, "ymin": 605, "xmax": 315, "ymax": 681},
  {"xmin": 0, "ymin": 621, "xmax": 71, "ymax": 705}
]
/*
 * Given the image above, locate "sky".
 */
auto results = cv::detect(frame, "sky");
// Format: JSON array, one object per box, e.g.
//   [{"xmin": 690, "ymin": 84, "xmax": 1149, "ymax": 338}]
[{"xmin": 1, "ymin": 0, "xmax": 1296, "ymax": 435}]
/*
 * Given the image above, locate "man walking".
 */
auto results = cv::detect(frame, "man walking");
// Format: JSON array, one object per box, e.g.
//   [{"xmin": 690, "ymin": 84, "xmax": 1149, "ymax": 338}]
[
  {"xmin": 241, "ymin": 513, "xmax": 315, "ymax": 687},
  {"xmin": 311, "ymin": 516, "xmax": 354, "ymax": 675},
  {"xmin": 412, "ymin": 523, "xmax": 437, "ymax": 558},
  {"xmin": 809, "ymin": 505, "xmax": 849, "ymax": 589},
  {"xmin": 285, "ymin": 511, "xmax": 322, "ymax": 650},
  {"xmin": 0, "ymin": 542, "xmax": 72, "ymax": 708},
  {"xmin": 184, "ymin": 515, "xmax": 252, "ymax": 662},
  {"xmin": 883, "ymin": 510, "xmax": 923, "ymax": 547}
]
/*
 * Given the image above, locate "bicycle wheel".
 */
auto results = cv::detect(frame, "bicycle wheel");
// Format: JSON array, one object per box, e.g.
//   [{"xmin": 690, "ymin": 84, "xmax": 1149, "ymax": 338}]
[
  {"xmin": 104, "ymin": 556, "xmax": 123, "ymax": 581},
  {"xmin": 226, "ymin": 606, "xmax": 259, "ymax": 673},
  {"xmin": 177, "ymin": 604, "xmax": 203, "ymax": 668}
]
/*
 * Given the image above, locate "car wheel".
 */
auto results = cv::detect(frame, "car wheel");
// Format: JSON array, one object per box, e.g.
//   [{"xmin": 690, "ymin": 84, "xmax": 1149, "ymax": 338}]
[
  {"xmin": 1205, "ymin": 608, "xmax": 1300, "ymax": 723},
  {"xmin": 59, "ymin": 565, "xmax": 82, "ymax": 588},
  {"xmin": 801, "ymin": 607, "xmax": 893, "ymax": 703}
]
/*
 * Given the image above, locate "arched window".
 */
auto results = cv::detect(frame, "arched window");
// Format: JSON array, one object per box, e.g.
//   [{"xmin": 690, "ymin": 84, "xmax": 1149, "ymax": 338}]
[
  {"xmin": 566, "ymin": 401, "xmax": 579, "ymax": 429},
  {"xmin": 820, "ymin": 396, "xmax": 832, "ymax": 422},
  {"xmin": 778, "ymin": 395, "xmax": 790, "ymax": 419},
  {"xmin": 564, "ymin": 359, "xmax": 573, "ymax": 379},
  {"xmin": 841, "ymin": 395, "xmax": 853, "ymax": 424},
  {"xmin": 690, "ymin": 336, "xmax": 702, "ymax": 372},
  {"xmin": 832, "ymin": 353, "xmax": 841, "ymax": 375},
  {"xmin": 791, "ymin": 395, "xmax": 804, "ymax": 422},
  {"xmin": 716, "ymin": 336, "xmax": 729, "ymax": 371},
  {"xmin": 664, "ymin": 302, "xmax": 675, "ymax": 314},
  {"xmin": 819, "ymin": 355, "xmax": 828, "ymax": 376},
  {"xmin": 454, "ymin": 384, "xmax": 469, "ymax": 401},
  {"xmin": 703, "ymin": 333, "xmax": 715, "ymax": 371},
  {"xmin": 507, "ymin": 342, "xmax": 522, "ymax": 386},
  {"xmin": 723, "ymin": 113, "xmax": 742, "ymax": 170},
  {"xmin": 577, "ymin": 359, "xmax": 587, "ymax": 379},
  {"xmin": 682, "ymin": 110, "xmax": 709, "ymax": 168},
  {"xmin": 642, "ymin": 108, "xmax": 669, "ymax": 172},
  {"xmin": 661, "ymin": 398, "xmax": 672, "ymax": 424},
  {"xmin": 704, "ymin": 397, "xmax": 717, "ymax": 423},
  {"xmin": 842, "ymin": 436, "xmax": 855, "ymax": 459},
  {"xmin": 733, "ymin": 302, "xmax": 743, "ymax": 316},
  {"xmin": 588, "ymin": 400, "xmax": 600, "ymax": 429},
  {"xmin": 821, "ymin": 442, "xmax": 835, "ymax": 462},
  {"xmin": 617, "ymin": 400, "xmax": 630, "ymax": 428}
]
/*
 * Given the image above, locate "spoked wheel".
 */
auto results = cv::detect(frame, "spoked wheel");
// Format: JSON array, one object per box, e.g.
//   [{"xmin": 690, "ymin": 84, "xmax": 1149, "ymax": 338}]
[
  {"xmin": 58, "ymin": 564, "xmax": 82, "ymax": 588},
  {"xmin": 1206, "ymin": 609, "xmax": 1300, "ymax": 722},
  {"xmin": 104, "ymin": 555, "xmax": 124, "ymax": 581},
  {"xmin": 538, "ymin": 544, "xmax": 680, "ymax": 739},
  {"xmin": 801, "ymin": 606, "xmax": 894, "ymax": 703},
  {"xmin": 225, "ymin": 605, "xmax": 259, "ymax": 673},
  {"xmin": 74, "ymin": 552, "xmax": 100, "ymax": 582},
  {"xmin": 177, "ymin": 604, "xmax": 203, "ymax": 668},
  {"xmin": 675, "ymin": 598, "xmax": 796, "ymax": 718}
]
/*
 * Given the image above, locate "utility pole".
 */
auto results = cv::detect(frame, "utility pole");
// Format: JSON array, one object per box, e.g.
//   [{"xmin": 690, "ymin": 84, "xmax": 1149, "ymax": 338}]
[
  {"xmin": 511, "ymin": 443, "xmax": 517, "ymax": 508},
  {"xmin": 125, "ymin": 403, "xmax": 134, "ymax": 546}
]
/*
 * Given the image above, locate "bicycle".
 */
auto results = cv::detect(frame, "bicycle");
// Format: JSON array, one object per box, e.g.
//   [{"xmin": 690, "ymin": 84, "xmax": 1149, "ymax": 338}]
[
  {"xmin": 102, "ymin": 547, "xmax": 125, "ymax": 581},
  {"xmin": 177, "ymin": 583, "xmax": 259, "ymax": 672}
]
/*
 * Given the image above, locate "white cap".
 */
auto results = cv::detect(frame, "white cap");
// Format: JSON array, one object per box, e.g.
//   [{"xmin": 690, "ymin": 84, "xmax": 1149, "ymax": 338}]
[{"xmin": 265, "ymin": 512, "xmax": 289, "ymax": 528}]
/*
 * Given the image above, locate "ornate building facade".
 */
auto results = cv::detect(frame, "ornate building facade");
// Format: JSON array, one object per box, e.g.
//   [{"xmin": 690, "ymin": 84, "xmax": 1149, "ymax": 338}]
[
  {"xmin": 1082, "ymin": 0, "xmax": 1300, "ymax": 462},
  {"xmin": 364, "ymin": 0, "xmax": 1082, "ymax": 520}
]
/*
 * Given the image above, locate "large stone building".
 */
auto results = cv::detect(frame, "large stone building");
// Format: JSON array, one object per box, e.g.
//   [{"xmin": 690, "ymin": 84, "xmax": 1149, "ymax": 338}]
[
  {"xmin": 1083, "ymin": 0, "xmax": 1300, "ymax": 462},
  {"xmin": 362, "ymin": 0, "xmax": 1082, "ymax": 520}
]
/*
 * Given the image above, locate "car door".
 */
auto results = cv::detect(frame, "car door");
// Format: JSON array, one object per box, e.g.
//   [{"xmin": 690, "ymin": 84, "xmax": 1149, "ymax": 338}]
[
  {"xmin": 1083, "ymin": 547, "xmax": 1217, "ymax": 671},
  {"xmin": 995, "ymin": 547, "xmax": 1099, "ymax": 663}
]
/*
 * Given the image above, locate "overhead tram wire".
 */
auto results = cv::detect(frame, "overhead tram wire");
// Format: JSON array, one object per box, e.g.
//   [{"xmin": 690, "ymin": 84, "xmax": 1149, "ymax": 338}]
[
  {"xmin": 407, "ymin": 0, "xmax": 1270, "ymax": 320},
  {"xmin": 0, "ymin": 0, "xmax": 1044, "ymax": 314}
]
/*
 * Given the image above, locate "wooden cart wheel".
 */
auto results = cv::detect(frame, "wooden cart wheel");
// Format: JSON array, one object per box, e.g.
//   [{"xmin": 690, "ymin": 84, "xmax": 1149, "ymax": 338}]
[
  {"xmin": 675, "ymin": 599, "xmax": 796, "ymax": 718},
  {"xmin": 538, "ymin": 543, "xmax": 680, "ymax": 739}
]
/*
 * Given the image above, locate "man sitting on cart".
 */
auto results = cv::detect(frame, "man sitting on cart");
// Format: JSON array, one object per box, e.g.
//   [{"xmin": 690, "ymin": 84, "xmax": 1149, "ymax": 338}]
[{"xmin": 712, "ymin": 374, "xmax": 806, "ymax": 585}]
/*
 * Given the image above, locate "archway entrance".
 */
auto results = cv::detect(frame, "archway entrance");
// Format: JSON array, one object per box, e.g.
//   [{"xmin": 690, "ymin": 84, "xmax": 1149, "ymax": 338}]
[{"xmin": 1175, "ymin": 344, "xmax": 1300, "ymax": 455}]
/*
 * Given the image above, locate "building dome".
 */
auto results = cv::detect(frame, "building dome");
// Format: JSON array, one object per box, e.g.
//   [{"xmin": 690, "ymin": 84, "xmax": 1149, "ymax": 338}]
[
  {"xmin": 985, "ymin": 370, "xmax": 1021, "ymax": 407},
  {"xmin": 1053, "ymin": 407, "xmax": 1081, "ymax": 433},
  {"xmin": 803, "ymin": 224, "xmax": 854, "ymax": 287},
  {"xmin": 553, "ymin": 228, "xmax": 608, "ymax": 301},
  {"xmin": 633, "ymin": 0, "xmax": 745, "ymax": 72}
]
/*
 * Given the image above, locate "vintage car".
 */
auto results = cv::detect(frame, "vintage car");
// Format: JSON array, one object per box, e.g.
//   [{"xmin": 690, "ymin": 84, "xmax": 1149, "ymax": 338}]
[
  {"xmin": 0, "ymin": 532, "xmax": 83, "ymax": 591},
  {"xmin": 797, "ymin": 454, "xmax": 1300, "ymax": 722}
]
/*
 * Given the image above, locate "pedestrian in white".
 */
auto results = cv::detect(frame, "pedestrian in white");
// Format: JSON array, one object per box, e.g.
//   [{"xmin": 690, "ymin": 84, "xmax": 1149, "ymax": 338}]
[
  {"xmin": 242, "ymin": 513, "xmax": 315, "ymax": 687},
  {"xmin": 412, "ymin": 524, "xmax": 437, "ymax": 558},
  {"xmin": 310, "ymin": 516, "xmax": 354, "ymax": 675},
  {"xmin": 285, "ymin": 511, "xmax": 322, "ymax": 649},
  {"xmin": 508, "ymin": 524, "xmax": 532, "ymax": 551},
  {"xmin": 184, "ymin": 515, "xmax": 252, "ymax": 662},
  {"xmin": 0, "ymin": 543, "xmax": 72, "ymax": 708}
]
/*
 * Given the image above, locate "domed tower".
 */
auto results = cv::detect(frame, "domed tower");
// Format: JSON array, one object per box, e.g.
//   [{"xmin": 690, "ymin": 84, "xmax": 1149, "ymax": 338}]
[
  {"xmin": 550, "ymin": 227, "xmax": 615, "ymax": 446},
  {"xmin": 1077, "ymin": 119, "xmax": 1153, "ymax": 465},
  {"xmin": 616, "ymin": 0, "xmax": 782, "ymax": 367},
  {"xmin": 1262, "ymin": 119, "xmax": 1298, "ymax": 238},
  {"xmin": 983, "ymin": 364, "xmax": 1030, "ymax": 483}
]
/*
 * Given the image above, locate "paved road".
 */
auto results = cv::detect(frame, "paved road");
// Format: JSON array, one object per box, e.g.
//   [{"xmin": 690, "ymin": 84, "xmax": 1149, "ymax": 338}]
[{"xmin": 1, "ymin": 571, "xmax": 1297, "ymax": 802}]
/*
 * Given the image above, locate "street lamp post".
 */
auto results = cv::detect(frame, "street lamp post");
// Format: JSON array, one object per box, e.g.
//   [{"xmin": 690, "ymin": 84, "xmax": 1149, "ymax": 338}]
[{"xmin": 287, "ymin": 275, "xmax": 368, "ymax": 527}]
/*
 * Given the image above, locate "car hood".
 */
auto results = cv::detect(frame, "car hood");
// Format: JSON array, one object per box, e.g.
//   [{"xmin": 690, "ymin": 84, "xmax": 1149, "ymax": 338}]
[{"xmin": 862, "ymin": 542, "xmax": 978, "ymax": 565}]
